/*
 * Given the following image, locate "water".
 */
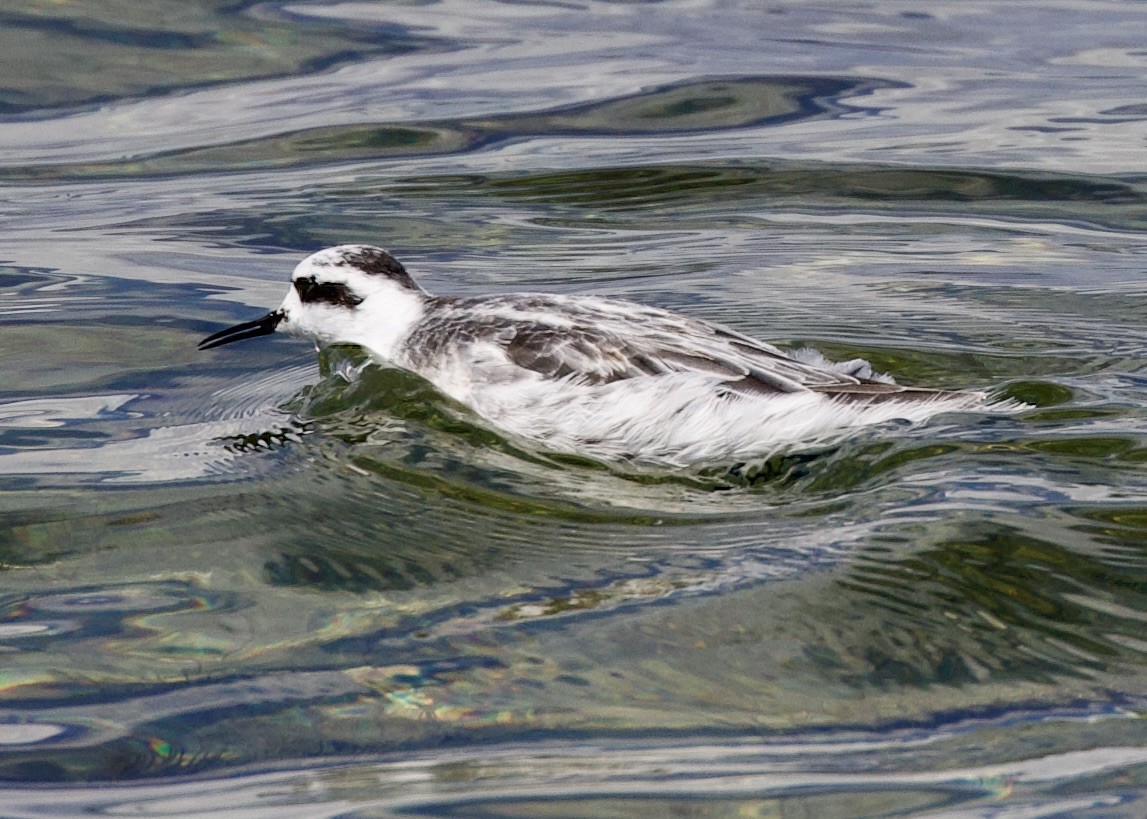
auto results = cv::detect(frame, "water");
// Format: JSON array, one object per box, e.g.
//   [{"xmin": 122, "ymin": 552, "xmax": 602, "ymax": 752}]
[{"xmin": 1, "ymin": 0, "xmax": 1146, "ymax": 814}]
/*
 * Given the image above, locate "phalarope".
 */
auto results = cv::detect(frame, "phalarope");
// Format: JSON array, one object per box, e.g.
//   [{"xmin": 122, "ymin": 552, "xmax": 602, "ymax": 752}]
[{"xmin": 200, "ymin": 245, "xmax": 1012, "ymax": 466}]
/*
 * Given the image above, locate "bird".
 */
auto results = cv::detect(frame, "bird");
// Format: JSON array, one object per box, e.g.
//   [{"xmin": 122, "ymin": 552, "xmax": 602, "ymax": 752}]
[{"xmin": 199, "ymin": 244, "xmax": 1014, "ymax": 467}]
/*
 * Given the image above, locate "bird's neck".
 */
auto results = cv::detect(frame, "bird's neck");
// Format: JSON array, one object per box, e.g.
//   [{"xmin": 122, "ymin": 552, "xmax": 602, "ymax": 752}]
[{"xmin": 351, "ymin": 287, "xmax": 427, "ymax": 361}]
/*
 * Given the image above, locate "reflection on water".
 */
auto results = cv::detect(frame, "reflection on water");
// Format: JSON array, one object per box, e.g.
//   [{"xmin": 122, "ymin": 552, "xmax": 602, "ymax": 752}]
[
  {"xmin": 1, "ymin": 0, "xmax": 1146, "ymax": 812},
  {"xmin": 2, "ymin": 76, "xmax": 888, "ymax": 181},
  {"xmin": 1, "ymin": 716, "xmax": 1145, "ymax": 813},
  {"xmin": 0, "ymin": 0, "xmax": 434, "ymax": 113}
]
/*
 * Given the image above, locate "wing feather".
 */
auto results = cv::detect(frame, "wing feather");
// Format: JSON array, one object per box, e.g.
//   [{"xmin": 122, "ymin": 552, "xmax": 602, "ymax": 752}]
[{"xmin": 405, "ymin": 294, "xmax": 934, "ymax": 401}]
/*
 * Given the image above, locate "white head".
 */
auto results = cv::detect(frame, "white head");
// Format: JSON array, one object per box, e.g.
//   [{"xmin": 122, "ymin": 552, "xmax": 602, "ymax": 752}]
[{"xmin": 199, "ymin": 245, "xmax": 428, "ymax": 360}]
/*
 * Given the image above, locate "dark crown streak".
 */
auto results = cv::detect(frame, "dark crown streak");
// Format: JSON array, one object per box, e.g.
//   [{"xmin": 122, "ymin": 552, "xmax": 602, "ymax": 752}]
[{"xmin": 338, "ymin": 246, "xmax": 420, "ymax": 291}]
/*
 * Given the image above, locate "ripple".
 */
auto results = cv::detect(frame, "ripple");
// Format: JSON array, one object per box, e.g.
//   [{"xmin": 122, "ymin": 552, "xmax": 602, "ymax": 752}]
[
  {"xmin": 837, "ymin": 517, "xmax": 1147, "ymax": 685},
  {"xmin": 0, "ymin": 724, "xmax": 67, "ymax": 746},
  {"xmin": 26, "ymin": 584, "xmax": 201, "ymax": 616},
  {"xmin": 0, "ymin": 2, "xmax": 435, "ymax": 114},
  {"xmin": 0, "ymin": 76, "xmax": 890, "ymax": 182},
  {"xmin": 0, "ymin": 623, "xmax": 59, "ymax": 640},
  {"xmin": 0, "ymin": 709, "xmax": 1142, "ymax": 807},
  {"xmin": 0, "ymin": 394, "xmax": 138, "ymax": 431},
  {"xmin": 387, "ymin": 162, "xmax": 1147, "ymax": 231}
]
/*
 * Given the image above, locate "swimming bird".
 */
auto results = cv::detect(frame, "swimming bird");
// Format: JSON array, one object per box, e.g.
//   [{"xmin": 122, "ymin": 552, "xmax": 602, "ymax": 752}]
[{"xmin": 199, "ymin": 245, "xmax": 1010, "ymax": 466}]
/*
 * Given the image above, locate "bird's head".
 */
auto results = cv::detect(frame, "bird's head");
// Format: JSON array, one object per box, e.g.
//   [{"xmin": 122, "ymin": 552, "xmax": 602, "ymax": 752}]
[{"xmin": 198, "ymin": 245, "xmax": 427, "ymax": 359}]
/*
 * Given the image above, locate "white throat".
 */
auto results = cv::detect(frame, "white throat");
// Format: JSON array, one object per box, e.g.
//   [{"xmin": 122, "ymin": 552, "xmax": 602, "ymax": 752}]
[{"xmin": 348, "ymin": 285, "xmax": 427, "ymax": 360}]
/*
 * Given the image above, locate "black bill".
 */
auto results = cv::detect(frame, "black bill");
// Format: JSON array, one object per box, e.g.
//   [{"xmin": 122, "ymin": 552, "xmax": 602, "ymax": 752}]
[{"xmin": 198, "ymin": 310, "xmax": 284, "ymax": 350}]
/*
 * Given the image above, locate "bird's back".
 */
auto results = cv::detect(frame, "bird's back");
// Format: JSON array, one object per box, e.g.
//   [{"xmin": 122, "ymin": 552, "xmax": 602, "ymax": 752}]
[{"xmin": 399, "ymin": 291, "xmax": 947, "ymax": 399}]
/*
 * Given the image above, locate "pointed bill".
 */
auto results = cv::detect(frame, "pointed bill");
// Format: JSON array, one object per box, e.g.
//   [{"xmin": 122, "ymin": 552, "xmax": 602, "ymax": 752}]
[{"xmin": 198, "ymin": 310, "xmax": 284, "ymax": 350}]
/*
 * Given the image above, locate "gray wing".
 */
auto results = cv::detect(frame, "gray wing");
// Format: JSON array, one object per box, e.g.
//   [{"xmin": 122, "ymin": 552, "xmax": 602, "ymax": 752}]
[{"xmin": 411, "ymin": 295, "xmax": 939, "ymax": 400}]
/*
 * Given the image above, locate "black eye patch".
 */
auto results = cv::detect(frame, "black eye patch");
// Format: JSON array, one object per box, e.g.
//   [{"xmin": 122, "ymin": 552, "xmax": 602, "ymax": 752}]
[{"xmin": 293, "ymin": 277, "xmax": 363, "ymax": 308}]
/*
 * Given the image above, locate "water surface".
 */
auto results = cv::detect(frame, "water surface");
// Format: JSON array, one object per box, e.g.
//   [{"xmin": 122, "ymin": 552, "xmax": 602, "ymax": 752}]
[{"xmin": 1, "ymin": 0, "xmax": 1146, "ymax": 815}]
